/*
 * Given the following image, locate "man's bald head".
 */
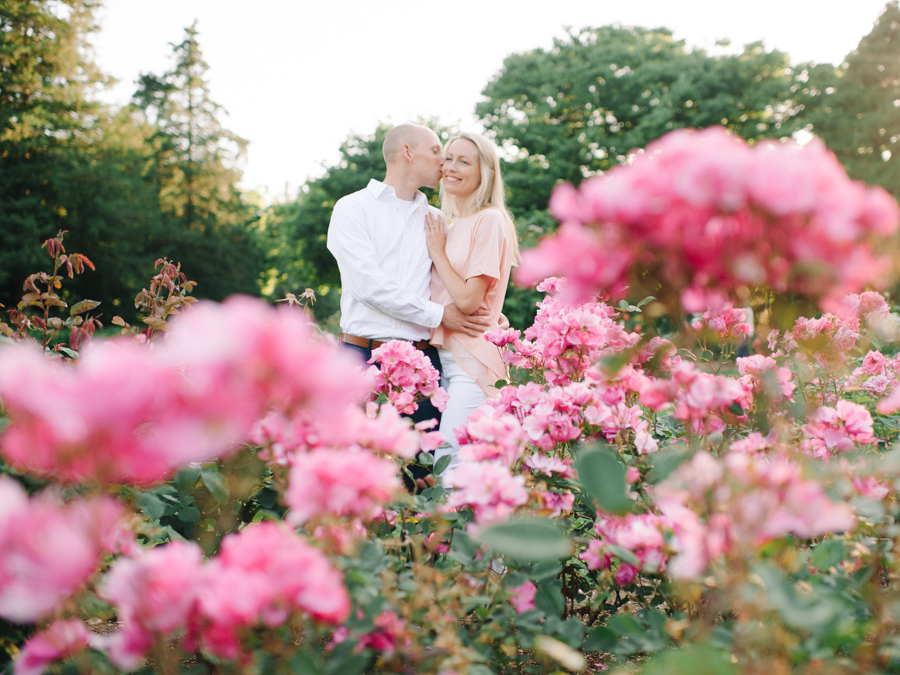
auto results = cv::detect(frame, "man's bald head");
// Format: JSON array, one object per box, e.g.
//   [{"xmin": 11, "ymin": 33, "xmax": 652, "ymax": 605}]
[{"xmin": 383, "ymin": 124, "xmax": 436, "ymax": 165}]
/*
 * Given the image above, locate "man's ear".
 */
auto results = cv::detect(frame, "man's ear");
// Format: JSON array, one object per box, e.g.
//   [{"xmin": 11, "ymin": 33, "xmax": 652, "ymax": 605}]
[{"xmin": 401, "ymin": 143, "xmax": 413, "ymax": 163}]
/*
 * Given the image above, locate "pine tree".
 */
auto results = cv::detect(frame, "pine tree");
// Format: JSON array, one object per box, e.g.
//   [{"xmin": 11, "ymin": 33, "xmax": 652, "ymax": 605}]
[{"xmin": 132, "ymin": 22, "xmax": 262, "ymax": 300}]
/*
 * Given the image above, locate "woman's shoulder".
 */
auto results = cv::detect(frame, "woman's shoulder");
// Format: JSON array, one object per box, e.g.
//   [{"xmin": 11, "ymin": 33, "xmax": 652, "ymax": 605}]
[{"xmin": 473, "ymin": 207, "xmax": 509, "ymax": 230}]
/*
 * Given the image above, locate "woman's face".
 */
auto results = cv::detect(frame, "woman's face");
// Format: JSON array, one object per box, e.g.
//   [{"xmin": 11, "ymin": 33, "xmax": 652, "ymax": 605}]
[{"xmin": 442, "ymin": 138, "xmax": 481, "ymax": 202}]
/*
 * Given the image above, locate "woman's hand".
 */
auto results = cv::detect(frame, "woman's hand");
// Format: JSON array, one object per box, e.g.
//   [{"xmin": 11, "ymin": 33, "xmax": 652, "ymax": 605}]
[{"xmin": 425, "ymin": 212, "xmax": 447, "ymax": 259}]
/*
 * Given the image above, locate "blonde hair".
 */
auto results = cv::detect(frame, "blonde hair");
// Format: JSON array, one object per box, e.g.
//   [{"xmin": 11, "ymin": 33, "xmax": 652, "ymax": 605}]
[{"xmin": 439, "ymin": 131, "xmax": 520, "ymax": 264}]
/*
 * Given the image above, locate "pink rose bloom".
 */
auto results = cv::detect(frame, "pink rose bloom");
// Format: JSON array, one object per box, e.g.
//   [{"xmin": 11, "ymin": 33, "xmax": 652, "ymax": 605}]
[
  {"xmin": 356, "ymin": 611, "xmax": 409, "ymax": 657},
  {"xmin": 525, "ymin": 453, "xmax": 575, "ymax": 478},
  {"xmin": 14, "ymin": 620, "xmax": 91, "ymax": 675},
  {"xmin": 99, "ymin": 540, "xmax": 204, "ymax": 669},
  {"xmin": 0, "ymin": 478, "xmax": 125, "ymax": 623},
  {"xmin": 0, "ymin": 298, "xmax": 369, "ymax": 485},
  {"xmin": 615, "ymin": 563, "xmax": 639, "ymax": 585},
  {"xmin": 536, "ymin": 490, "xmax": 576, "ymax": 517},
  {"xmin": 286, "ymin": 448, "xmax": 401, "ymax": 524},
  {"xmin": 101, "ymin": 541, "xmax": 203, "ymax": 634},
  {"xmin": 444, "ymin": 462, "xmax": 529, "ymax": 525},
  {"xmin": 368, "ymin": 340, "xmax": 447, "ymax": 414},
  {"xmin": 508, "ymin": 581, "xmax": 537, "ymax": 613}
]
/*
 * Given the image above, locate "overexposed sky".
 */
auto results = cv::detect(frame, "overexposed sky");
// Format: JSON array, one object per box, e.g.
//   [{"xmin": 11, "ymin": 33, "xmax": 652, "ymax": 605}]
[{"xmin": 91, "ymin": 1, "xmax": 890, "ymax": 199}]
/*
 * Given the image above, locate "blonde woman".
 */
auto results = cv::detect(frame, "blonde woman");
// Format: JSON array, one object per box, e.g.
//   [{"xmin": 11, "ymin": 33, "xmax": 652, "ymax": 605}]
[{"xmin": 424, "ymin": 131, "xmax": 520, "ymax": 471}]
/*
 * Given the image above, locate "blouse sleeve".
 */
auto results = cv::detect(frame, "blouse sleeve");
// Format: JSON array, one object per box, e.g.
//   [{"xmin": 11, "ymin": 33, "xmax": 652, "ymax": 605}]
[{"xmin": 466, "ymin": 210, "xmax": 508, "ymax": 281}]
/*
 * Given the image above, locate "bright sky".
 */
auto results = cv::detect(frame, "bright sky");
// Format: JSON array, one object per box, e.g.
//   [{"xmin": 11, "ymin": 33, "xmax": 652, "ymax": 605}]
[{"xmin": 91, "ymin": 0, "xmax": 890, "ymax": 200}]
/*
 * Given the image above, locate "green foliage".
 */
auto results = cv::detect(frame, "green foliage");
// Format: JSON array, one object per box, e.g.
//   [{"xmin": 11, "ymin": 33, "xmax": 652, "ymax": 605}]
[
  {"xmin": 575, "ymin": 443, "xmax": 633, "ymax": 513},
  {"xmin": 130, "ymin": 23, "xmax": 263, "ymax": 302},
  {"xmin": 477, "ymin": 25, "xmax": 799, "ymax": 217},
  {"xmin": 801, "ymin": 2, "xmax": 900, "ymax": 201},
  {"xmin": 477, "ymin": 518, "xmax": 574, "ymax": 561}
]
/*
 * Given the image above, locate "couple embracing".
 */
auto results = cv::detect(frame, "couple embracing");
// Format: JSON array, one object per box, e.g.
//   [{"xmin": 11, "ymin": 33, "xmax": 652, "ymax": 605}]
[{"xmin": 326, "ymin": 123, "xmax": 519, "ymax": 477}]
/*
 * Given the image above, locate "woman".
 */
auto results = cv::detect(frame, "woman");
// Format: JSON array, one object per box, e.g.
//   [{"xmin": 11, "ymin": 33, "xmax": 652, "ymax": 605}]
[{"xmin": 425, "ymin": 131, "xmax": 520, "ymax": 471}]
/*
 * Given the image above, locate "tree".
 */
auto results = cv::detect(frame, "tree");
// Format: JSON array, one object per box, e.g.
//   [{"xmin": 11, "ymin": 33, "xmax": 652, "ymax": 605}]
[
  {"xmin": 800, "ymin": 2, "xmax": 900, "ymax": 201},
  {"xmin": 0, "ymin": 0, "xmax": 107, "ymax": 303},
  {"xmin": 477, "ymin": 25, "xmax": 800, "ymax": 216},
  {"xmin": 131, "ymin": 22, "xmax": 262, "ymax": 301}
]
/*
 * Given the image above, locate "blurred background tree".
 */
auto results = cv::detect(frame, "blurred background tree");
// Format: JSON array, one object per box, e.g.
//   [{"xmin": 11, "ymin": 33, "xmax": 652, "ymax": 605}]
[
  {"xmin": 798, "ymin": 1, "xmax": 900, "ymax": 202},
  {"xmin": 130, "ymin": 22, "xmax": 262, "ymax": 301},
  {"xmin": 0, "ymin": 4, "xmax": 263, "ymax": 323}
]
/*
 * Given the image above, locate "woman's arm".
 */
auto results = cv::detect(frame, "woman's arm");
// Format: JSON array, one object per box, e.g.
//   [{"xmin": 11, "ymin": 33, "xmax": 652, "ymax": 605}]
[{"xmin": 425, "ymin": 212, "xmax": 490, "ymax": 315}]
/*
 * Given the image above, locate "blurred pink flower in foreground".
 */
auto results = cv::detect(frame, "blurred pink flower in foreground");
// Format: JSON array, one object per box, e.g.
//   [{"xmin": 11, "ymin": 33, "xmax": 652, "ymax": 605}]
[
  {"xmin": 508, "ymin": 581, "xmax": 537, "ymax": 613},
  {"xmin": 286, "ymin": 448, "xmax": 401, "ymax": 524},
  {"xmin": 516, "ymin": 127, "xmax": 899, "ymax": 311},
  {"xmin": 656, "ymin": 451, "xmax": 856, "ymax": 578},
  {"xmin": 14, "ymin": 619, "xmax": 91, "ymax": 675},
  {"xmin": 0, "ymin": 477, "xmax": 124, "ymax": 623},
  {"xmin": 0, "ymin": 297, "xmax": 368, "ymax": 485},
  {"xmin": 444, "ymin": 462, "xmax": 529, "ymax": 526},
  {"xmin": 99, "ymin": 523, "xmax": 350, "ymax": 667}
]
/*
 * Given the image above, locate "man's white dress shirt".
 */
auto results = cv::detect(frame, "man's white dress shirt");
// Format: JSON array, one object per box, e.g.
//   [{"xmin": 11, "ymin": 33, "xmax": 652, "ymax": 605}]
[{"xmin": 327, "ymin": 179, "xmax": 444, "ymax": 342}]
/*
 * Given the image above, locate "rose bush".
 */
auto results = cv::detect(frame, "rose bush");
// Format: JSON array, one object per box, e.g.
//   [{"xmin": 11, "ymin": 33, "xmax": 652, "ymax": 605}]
[{"xmin": 2, "ymin": 128, "xmax": 900, "ymax": 674}]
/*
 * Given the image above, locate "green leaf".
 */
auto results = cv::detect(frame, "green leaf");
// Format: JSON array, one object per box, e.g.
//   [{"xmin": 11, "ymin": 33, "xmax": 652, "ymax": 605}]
[
  {"xmin": 811, "ymin": 539, "xmax": 846, "ymax": 570},
  {"xmin": 135, "ymin": 492, "xmax": 166, "ymax": 521},
  {"xmin": 200, "ymin": 468, "xmax": 228, "ymax": 503},
  {"xmin": 608, "ymin": 614, "xmax": 644, "ymax": 640},
  {"xmin": 575, "ymin": 444, "xmax": 633, "ymax": 514},
  {"xmin": 178, "ymin": 506, "xmax": 201, "ymax": 523},
  {"xmin": 557, "ymin": 616, "xmax": 587, "ymax": 647},
  {"xmin": 477, "ymin": 518, "xmax": 573, "ymax": 562},
  {"xmin": 605, "ymin": 543, "xmax": 640, "ymax": 566},
  {"xmin": 535, "ymin": 580, "xmax": 565, "ymax": 617},
  {"xmin": 57, "ymin": 346, "xmax": 79, "ymax": 359},
  {"xmin": 647, "ymin": 445, "xmax": 691, "ymax": 484},
  {"xmin": 418, "ymin": 452, "xmax": 435, "ymax": 466},
  {"xmin": 69, "ymin": 299, "xmax": 100, "ymax": 316},
  {"xmin": 584, "ymin": 625, "xmax": 618, "ymax": 652},
  {"xmin": 257, "ymin": 487, "xmax": 278, "ymax": 509},
  {"xmin": 434, "ymin": 453, "xmax": 452, "ymax": 476},
  {"xmin": 636, "ymin": 296, "xmax": 656, "ymax": 307},
  {"xmin": 644, "ymin": 644, "xmax": 737, "ymax": 675},
  {"xmin": 531, "ymin": 559, "xmax": 563, "ymax": 581}
]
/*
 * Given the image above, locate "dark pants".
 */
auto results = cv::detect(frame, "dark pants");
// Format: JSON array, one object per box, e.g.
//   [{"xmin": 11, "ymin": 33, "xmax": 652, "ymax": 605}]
[{"xmin": 340, "ymin": 341, "xmax": 443, "ymax": 491}]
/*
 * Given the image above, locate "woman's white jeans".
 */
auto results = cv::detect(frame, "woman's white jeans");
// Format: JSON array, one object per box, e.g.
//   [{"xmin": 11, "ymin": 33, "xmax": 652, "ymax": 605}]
[{"xmin": 435, "ymin": 347, "xmax": 486, "ymax": 474}]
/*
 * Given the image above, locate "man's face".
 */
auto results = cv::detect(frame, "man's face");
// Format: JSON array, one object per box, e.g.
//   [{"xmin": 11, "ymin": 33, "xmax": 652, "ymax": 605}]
[{"xmin": 409, "ymin": 129, "xmax": 444, "ymax": 190}]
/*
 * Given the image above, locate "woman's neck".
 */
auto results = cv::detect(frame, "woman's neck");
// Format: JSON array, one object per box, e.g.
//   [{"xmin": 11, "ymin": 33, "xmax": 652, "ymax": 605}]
[{"xmin": 457, "ymin": 198, "xmax": 478, "ymax": 218}]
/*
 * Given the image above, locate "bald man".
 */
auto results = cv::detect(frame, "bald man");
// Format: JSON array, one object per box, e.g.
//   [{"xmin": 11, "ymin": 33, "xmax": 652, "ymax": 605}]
[{"xmin": 327, "ymin": 124, "xmax": 490, "ymax": 484}]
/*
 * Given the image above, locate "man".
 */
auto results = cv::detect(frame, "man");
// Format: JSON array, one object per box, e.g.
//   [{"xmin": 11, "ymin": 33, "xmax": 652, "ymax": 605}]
[{"xmin": 326, "ymin": 123, "xmax": 490, "ymax": 482}]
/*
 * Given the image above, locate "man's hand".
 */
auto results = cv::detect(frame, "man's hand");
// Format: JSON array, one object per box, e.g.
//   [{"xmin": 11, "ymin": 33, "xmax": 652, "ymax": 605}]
[{"xmin": 441, "ymin": 304, "xmax": 491, "ymax": 337}]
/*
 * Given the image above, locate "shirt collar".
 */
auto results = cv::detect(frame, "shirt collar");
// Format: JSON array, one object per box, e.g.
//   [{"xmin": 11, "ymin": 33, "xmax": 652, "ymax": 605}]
[{"xmin": 366, "ymin": 179, "xmax": 427, "ymax": 206}]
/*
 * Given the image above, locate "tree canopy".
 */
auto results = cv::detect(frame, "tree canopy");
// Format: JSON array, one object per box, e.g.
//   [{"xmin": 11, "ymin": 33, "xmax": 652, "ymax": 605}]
[
  {"xmin": 477, "ymin": 25, "xmax": 801, "ymax": 215},
  {"xmin": 800, "ymin": 1, "xmax": 900, "ymax": 201}
]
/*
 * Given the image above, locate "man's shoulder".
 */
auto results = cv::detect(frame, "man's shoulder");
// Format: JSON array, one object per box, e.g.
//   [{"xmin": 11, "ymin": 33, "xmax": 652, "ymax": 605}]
[{"xmin": 336, "ymin": 186, "xmax": 371, "ymax": 207}]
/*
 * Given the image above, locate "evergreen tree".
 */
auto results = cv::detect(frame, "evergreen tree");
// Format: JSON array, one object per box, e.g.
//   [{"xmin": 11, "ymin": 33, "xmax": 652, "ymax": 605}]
[
  {"xmin": 132, "ymin": 22, "xmax": 262, "ymax": 301},
  {"xmin": 802, "ymin": 2, "xmax": 900, "ymax": 200}
]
